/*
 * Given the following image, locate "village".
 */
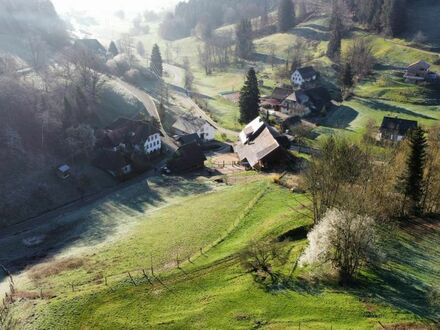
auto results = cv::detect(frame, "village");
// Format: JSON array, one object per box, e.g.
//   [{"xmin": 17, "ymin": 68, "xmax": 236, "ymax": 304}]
[{"xmin": 56, "ymin": 38, "xmax": 431, "ymax": 181}]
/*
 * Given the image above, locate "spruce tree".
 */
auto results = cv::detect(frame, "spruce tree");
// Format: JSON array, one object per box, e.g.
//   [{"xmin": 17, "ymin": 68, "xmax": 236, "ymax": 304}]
[
  {"xmin": 278, "ymin": 0, "xmax": 296, "ymax": 33},
  {"xmin": 403, "ymin": 127, "xmax": 427, "ymax": 216},
  {"xmin": 381, "ymin": 0, "xmax": 406, "ymax": 37},
  {"xmin": 236, "ymin": 19, "xmax": 254, "ymax": 60},
  {"xmin": 150, "ymin": 44, "xmax": 163, "ymax": 77},
  {"xmin": 108, "ymin": 41, "xmax": 119, "ymax": 58},
  {"xmin": 239, "ymin": 67, "xmax": 260, "ymax": 124},
  {"xmin": 341, "ymin": 62, "xmax": 354, "ymax": 94},
  {"xmin": 327, "ymin": 1, "xmax": 343, "ymax": 60}
]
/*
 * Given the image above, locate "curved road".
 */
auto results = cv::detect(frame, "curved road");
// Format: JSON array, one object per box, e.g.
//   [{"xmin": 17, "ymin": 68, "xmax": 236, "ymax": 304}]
[{"xmin": 164, "ymin": 64, "xmax": 240, "ymax": 138}]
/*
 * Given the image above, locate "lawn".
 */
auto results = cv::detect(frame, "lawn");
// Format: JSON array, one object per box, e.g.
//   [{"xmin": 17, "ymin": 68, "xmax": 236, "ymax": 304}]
[{"xmin": 19, "ymin": 181, "xmax": 440, "ymax": 329}]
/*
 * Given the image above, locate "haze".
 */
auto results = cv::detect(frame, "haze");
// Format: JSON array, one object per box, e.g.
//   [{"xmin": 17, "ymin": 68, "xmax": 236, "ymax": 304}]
[{"xmin": 52, "ymin": 0, "xmax": 179, "ymax": 14}]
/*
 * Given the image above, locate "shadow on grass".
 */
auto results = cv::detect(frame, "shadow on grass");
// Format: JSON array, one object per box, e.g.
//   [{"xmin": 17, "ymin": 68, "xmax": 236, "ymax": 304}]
[
  {"xmin": 3, "ymin": 176, "xmax": 214, "ymax": 275},
  {"xmin": 357, "ymin": 98, "xmax": 436, "ymax": 120},
  {"xmin": 316, "ymin": 105, "xmax": 359, "ymax": 129},
  {"xmin": 291, "ymin": 26, "xmax": 329, "ymax": 41}
]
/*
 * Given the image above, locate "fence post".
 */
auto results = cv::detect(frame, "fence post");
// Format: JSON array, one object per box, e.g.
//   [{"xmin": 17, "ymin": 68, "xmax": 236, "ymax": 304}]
[
  {"xmin": 150, "ymin": 254, "xmax": 155, "ymax": 277},
  {"xmin": 127, "ymin": 272, "xmax": 136, "ymax": 286}
]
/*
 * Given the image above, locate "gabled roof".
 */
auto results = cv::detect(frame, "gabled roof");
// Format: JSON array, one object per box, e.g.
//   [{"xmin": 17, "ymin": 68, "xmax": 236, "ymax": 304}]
[
  {"xmin": 236, "ymin": 126, "xmax": 280, "ymax": 168},
  {"xmin": 285, "ymin": 90, "xmax": 309, "ymax": 103},
  {"xmin": 172, "ymin": 115, "xmax": 215, "ymax": 135},
  {"xmin": 98, "ymin": 118, "xmax": 160, "ymax": 148},
  {"xmin": 380, "ymin": 117, "xmax": 418, "ymax": 136},
  {"xmin": 295, "ymin": 66, "xmax": 318, "ymax": 79},
  {"xmin": 167, "ymin": 142, "xmax": 206, "ymax": 173},
  {"xmin": 239, "ymin": 117, "xmax": 266, "ymax": 144},
  {"xmin": 304, "ymin": 87, "xmax": 332, "ymax": 112},
  {"xmin": 176, "ymin": 133, "xmax": 201, "ymax": 145},
  {"xmin": 271, "ymin": 87, "xmax": 293, "ymax": 101},
  {"xmin": 74, "ymin": 39, "xmax": 106, "ymax": 54},
  {"xmin": 407, "ymin": 60, "xmax": 431, "ymax": 71},
  {"xmin": 93, "ymin": 150, "xmax": 130, "ymax": 172}
]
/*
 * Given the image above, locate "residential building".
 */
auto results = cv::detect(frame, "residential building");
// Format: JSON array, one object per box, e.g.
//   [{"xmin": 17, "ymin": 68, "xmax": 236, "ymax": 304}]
[
  {"xmin": 166, "ymin": 142, "xmax": 207, "ymax": 173},
  {"xmin": 172, "ymin": 115, "xmax": 217, "ymax": 142},
  {"xmin": 93, "ymin": 149, "xmax": 133, "ymax": 179},
  {"xmin": 73, "ymin": 38, "xmax": 107, "ymax": 59},
  {"xmin": 378, "ymin": 117, "xmax": 418, "ymax": 142},
  {"xmin": 235, "ymin": 117, "xmax": 287, "ymax": 170},
  {"xmin": 97, "ymin": 118, "xmax": 162, "ymax": 155},
  {"xmin": 404, "ymin": 60, "xmax": 437, "ymax": 83},
  {"xmin": 282, "ymin": 87, "xmax": 332, "ymax": 117},
  {"xmin": 291, "ymin": 66, "xmax": 318, "ymax": 87}
]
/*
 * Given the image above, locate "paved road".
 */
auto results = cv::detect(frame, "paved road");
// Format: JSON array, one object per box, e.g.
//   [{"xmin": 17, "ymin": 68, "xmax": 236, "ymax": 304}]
[
  {"xmin": 164, "ymin": 64, "xmax": 240, "ymax": 138},
  {"xmin": 113, "ymin": 78, "xmax": 178, "ymax": 151}
]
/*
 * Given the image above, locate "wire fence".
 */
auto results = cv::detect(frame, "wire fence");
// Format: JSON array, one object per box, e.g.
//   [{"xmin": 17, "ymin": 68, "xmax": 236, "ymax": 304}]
[{"xmin": 0, "ymin": 183, "xmax": 271, "ymax": 327}]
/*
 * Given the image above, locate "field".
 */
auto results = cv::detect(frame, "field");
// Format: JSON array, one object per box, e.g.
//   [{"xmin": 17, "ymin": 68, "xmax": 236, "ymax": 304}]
[{"xmin": 6, "ymin": 178, "xmax": 438, "ymax": 329}]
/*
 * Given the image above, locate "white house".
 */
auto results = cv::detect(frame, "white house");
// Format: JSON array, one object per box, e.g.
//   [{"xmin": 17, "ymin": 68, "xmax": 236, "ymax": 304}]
[
  {"xmin": 144, "ymin": 132, "xmax": 162, "ymax": 154},
  {"xmin": 291, "ymin": 66, "xmax": 318, "ymax": 87},
  {"xmin": 172, "ymin": 115, "xmax": 217, "ymax": 142}
]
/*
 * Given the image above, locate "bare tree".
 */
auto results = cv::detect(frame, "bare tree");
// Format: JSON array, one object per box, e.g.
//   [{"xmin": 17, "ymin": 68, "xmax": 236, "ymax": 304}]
[
  {"xmin": 344, "ymin": 38, "xmax": 375, "ymax": 79},
  {"xmin": 27, "ymin": 34, "xmax": 48, "ymax": 70}
]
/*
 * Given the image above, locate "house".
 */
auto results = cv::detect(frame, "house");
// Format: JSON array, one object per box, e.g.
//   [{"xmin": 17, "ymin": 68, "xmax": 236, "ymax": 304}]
[
  {"xmin": 175, "ymin": 133, "xmax": 202, "ymax": 146},
  {"xmin": 97, "ymin": 118, "xmax": 162, "ymax": 155},
  {"xmin": 93, "ymin": 150, "xmax": 133, "ymax": 178},
  {"xmin": 166, "ymin": 142, "xmax": 207, "ymax": 173},
  {"xmin": 291, "ymin": 66, "xmax": 318, "ymax": 87},
  {"xmin": 56, "ymin": 164, "xmax": 71, "ymax": 179},
  {"xmin": 378, "ymin": 117, "xmax": 418, "ymax": 142},
  {"xmin": 305, "ymin": 87, "xmax": 332, "ymax": 114},
  {"xmin": 73, "ymin": 39, "xmax": 107, "ymax": 59},
  {"xmin": 271, "ymin": 86, "xmax": 293, "ymax": 102},
  {"xmin": 235, "ymin": 117, "xmax": 287, "ymax": 170},
  {"xmin": 282, "ymin": 87, "xmax": 332, "ymax": 117},
  {"xmin": 172, "ymin": 115, "xmax": 217, "ymax": 142},
  {"xmin": 404, "ymin": 61, "xmax": 437, "ymax": 83}
]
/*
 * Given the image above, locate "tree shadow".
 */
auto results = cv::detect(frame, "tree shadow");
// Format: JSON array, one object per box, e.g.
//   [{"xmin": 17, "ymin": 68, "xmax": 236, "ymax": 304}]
[
  {"xmin": 314, "ymin": 105, "xmax": 359, "ymax": 129},
  {"xmin": 357, "ymin": 98, "xmax": 437, "ymax": 120},
  {"xmin": 374, "ymin": 63, "xmax": 406, "ymax": 71},
  {"xmin": 291, "ymin": 26, "xmax": 329, "ymax": 42},
  {"xmin": 1, "ymin": 176, "xmax": 214, "ymax": 275}
]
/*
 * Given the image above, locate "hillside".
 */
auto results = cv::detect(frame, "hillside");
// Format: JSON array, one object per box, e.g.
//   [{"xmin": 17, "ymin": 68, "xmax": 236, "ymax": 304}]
[{"xmin": 5, "ymin": 178, "xmax": 438, "ymax": 329}]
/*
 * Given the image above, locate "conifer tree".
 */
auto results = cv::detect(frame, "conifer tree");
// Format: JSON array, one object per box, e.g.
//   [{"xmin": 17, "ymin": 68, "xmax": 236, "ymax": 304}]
[
  {"xmin": 150, "ymin": 44, "xmax": 163, "ymax": 77},
  {"xmin": 278, "ymin": 0, "xmax": 296, "ymax": 33},
  {"xmin": 340, "ymin": 62, "xmax": 354, "ymax": 97},
  {"xmin": 327, "ymin": 0, "xmax": 343, "ymax": 60},
  {"xmin": 236, "ymin": 19, "xmax": 254, "ymax": 60},
  {"xmin": 108, "ymin": 41, "xmax": 119, "ymax": 58},
  {"xmin": 381, "ymin": 0, "xmax": 406, "ymax": 37},
  {"xmin": 403, "ymin": 127, "xmax": 427, "ymax": 216},
  {"xmin": 239, "ymin": 67, "xmax": 260, "ymax": 124}
]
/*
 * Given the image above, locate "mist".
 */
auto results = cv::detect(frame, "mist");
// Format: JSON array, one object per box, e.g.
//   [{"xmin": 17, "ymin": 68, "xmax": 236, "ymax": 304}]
[{"xmin": 52, "ymin": 0, "xmax": 179, "ymax": 15}]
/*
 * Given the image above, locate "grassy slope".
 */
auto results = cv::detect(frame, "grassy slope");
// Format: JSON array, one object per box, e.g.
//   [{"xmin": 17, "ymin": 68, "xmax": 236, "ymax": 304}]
[{"xmin": 26, "ymin": 181, "xmax": 440, "ymax": 329}]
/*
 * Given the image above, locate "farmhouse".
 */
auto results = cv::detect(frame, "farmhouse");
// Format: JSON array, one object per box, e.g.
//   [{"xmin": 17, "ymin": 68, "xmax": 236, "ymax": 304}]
[
  {"xmin": 282, "ymin": 87, "xmax": 332, "ymax": 117},
  {"xmin": 271, "ymin": 86, "xmax": 293, "ymax": 102},
  {"xmin": 167, "ymin": 142, "xmax": 207, "ymax": 173},
  {"xmin": 235, "ymin": 117, "xmax": 287, "ymax": 170},
  {"xmin": 291, "ymin": 66, "xmax": 318, "ymax": 87},
  {"xmin": 404, "ymin": 60, "xmax": 437, "ymax": 83},
  {"xmin": 378, "ymin": 117, "xmax": 418, "ymax": 142},
  {"xmin": 93, "ymin": 149, "xmax": 133, "ymax": 179},
  {"xmin": 97, "ymin": 118, "xmax": 162, "ymax": 155},
  {"xmin": 172, "ymin": 115, "xmax": 217, "ymax": 142},
  {"xmin": 73, "ymin": 38, "xmax": 107, "ymax": 59}
]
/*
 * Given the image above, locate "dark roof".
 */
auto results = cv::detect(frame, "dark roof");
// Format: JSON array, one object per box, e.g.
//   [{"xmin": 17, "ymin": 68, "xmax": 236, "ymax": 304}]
[
  {"xmin": 93, "ymin": 150, "xmax": 130, "ymax": 172},
  {"xmin": 167, "ymin": 142, "xmax": 206, "ymax": 173},
  {"xmin": 271, "ymin": 87, "xmax": 293, "ymax": 101},
  {"xmin": 380, "ymin": 117, "xmax": 418, "ymax": 136},
  {"xmin": 98, "ymin": 118, "xmax": 160, "ymax": 149},
  {"xmin": 176, "ymin": 133, "xmax": 201, "ymax": 145},
  {"xmin": 172, "ymin": 115, "xmax": 215, "ymax": 135},
  {"xmin": 304, "ymin": 87, "xmax": 332, "ymax": 112},
  {"xmin": 74, "ymin": 39, "xmax": 106, "ymax": 54},
  {"xmin": 296, "ymin": 66, "xmax": 318, "ymax": 79}
]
